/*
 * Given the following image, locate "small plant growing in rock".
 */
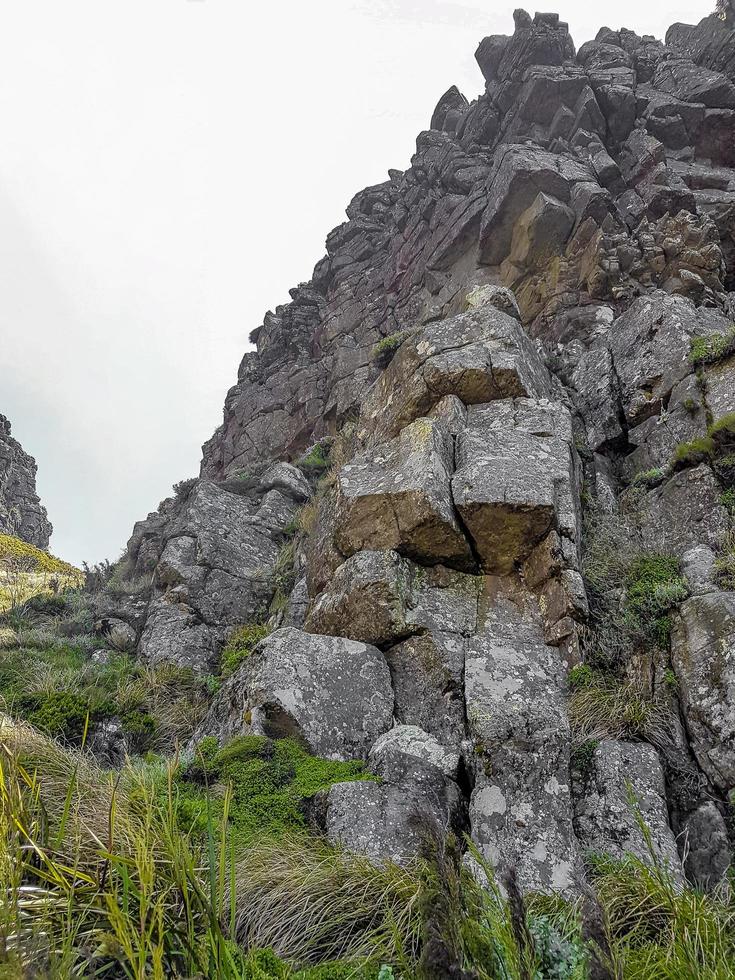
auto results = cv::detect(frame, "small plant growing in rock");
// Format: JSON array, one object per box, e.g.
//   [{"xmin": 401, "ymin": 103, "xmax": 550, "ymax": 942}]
[
  {"xmin": 571, "ymin": 739, "xmax": 599, "ymax": 781},
  {"xmin": 297, "ymin": 442, "xmax": 331, "ymax": 476},
  {"xmin": 630, "ymin": 467, "xmax": 666, "ymax": 489},
  {"xmin": 672, "ymin": 435, "xmax": 714, "ymax": 469},
  {"xmin": 720, "ymin": 487, "xmax": 735, "ymax": 513},
  {"xmin": 372, "ymin": 331, "xmax": 408, "ymax": 369},
  {"xmin": 220, "ymin": 623, "xmax": 271, "ymax": 677},
  {"xmin": 689, "ymin": 325, "xmax": 735, "ymax": 366}
]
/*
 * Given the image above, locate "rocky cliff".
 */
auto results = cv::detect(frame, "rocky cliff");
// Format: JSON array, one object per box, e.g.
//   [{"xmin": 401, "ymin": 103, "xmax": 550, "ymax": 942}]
[
  {"xmin": 0, "ymin": 414, "xmax": 52, "ymax": 549},
  {"xmin": 105, "ymin": 8, "xmax": 735, "ymax": 899}
]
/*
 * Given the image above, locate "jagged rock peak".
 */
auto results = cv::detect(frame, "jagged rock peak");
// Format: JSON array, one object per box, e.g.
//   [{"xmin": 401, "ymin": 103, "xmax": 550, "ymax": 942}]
[{"xmin": 0, "ymin": 413, "xmax": 52, "ymax": 549}]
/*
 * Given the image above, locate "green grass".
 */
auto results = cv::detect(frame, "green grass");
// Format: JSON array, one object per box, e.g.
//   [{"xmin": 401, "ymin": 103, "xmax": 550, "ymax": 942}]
[
  {"xmin": 631, "ymin": 468, "xmax": 666, "ymax": 489},
  {"xmin": 3, "ymin": 715, "xmax": 735, "ymax": 978},
  {"xmin": 298, "ymin": 442, "xmax": 331, "ymax": 476},
  {"xmin": 175, "ymin": 735, "xmax": 374, "ymax": 843},
  {"xmin": 569, "ymin": 671, "xmax": 675, "ymax": 747},
  {"xmin": 689, "ymin": 325, "xmax": 735, "ymax": 366},
  {"xmin": 221, "ymin": 623, "xmax": 272, "ymax": 677}
]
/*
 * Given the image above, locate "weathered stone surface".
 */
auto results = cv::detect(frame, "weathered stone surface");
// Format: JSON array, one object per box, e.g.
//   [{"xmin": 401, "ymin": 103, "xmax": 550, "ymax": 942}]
[
  {"xmin": 0, "ymin": 414, "xmax": 52, "ymax": 549},
  {"xmin": 637, "ymin": 465, "xmax": 731, "ymax": 557},
  {"xmin": 323, "ymin": 724, "xmax": 464, "ymax": 865},
  {"xmin": 194, "ymin": 628, "xmax": 394, "ymax": 761},
  {"xmin": 465, "ymin": 580, "xmax": 581, "ymax": 895},
  {"xmin": 334, "ymin": 418, "xmax": 473, "ymax": 569},
  {"xmin": 385, "ymin": 632, "xmax": 467, "ymax": 752},
  {"xmin": 306, "ymin": 549, "xmax": 478, "ymax": 647},
  {"xmin": 358, "ymin": 304, "xmax": 552, "ymax": 446},
  {"xmin": 609, "ymin": 293, "xmax": 732, "ymax": 425},
  {"xmin": 623, "ymin": 374, "xmax": 708, "ymax": 478},
  {"xmin": 703, "ymin": 354, "xmax": 735, "ymax": 421},
  {"xmin": 573, "ymin": 740, "xmax": 685, "ymax": 882},
  {"xmin": 672, "ymin": 592, "xmax": 735, "ymax": 792},
  {"xmin": 452, "ymin": 399, "xmax": 579, "ymax": 574},
  {"xmin": 681, "ymin": 802, "xmax": 732, "ymax": 891}
]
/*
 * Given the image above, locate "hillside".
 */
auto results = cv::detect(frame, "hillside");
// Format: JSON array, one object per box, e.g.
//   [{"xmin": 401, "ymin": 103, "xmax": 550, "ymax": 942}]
[{"xmin": 2, "ymin": 5, "xmax": 735, "ymax": 978}]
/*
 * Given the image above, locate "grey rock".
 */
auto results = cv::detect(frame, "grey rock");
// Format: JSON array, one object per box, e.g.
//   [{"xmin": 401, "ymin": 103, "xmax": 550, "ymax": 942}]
[
  {"xmin": 672, "ymin": 592, "xmax": 735, "ymax": 792},
  {"xmin": 637, "ymin": 465, "xmax": 731, "ymax": 557},
  {"xmin": 359, "ymin": 303, "xmax": 552, "ymax": 446},
  {"xmin": 306, "ymin": 549, "xmax": 478, "ymax": 647},
  {"xmin": 682, "ymin": 545, "xmax": 719, "ymax": 595},
  {"xmin": 465, "ymin": 581, "xmax": 581, "ymax": 896},
  {"xmin": 452, "ymin": 399, "xmax": 579, "ymax": 574},
  {"xmin": 194, "ymin": 628, "xmax": 394, "ymax": 761},
  {"xmin": 0, "ymin": 414, "xmax": 52, "ymax": 549},
  {"xmin": 681, "ymin": 802, "xmax": 732, "ymax": 891},
  {"xmin": 573, "ymin": 739, "xmax": 685, "ymax": 883},
  {"xmin": 610, "ymin": 293, "xmax": 732, "ymax": 425},
  {"xmin": 334, "ymin": 418, "xmax": 473, "ymax": 569}
]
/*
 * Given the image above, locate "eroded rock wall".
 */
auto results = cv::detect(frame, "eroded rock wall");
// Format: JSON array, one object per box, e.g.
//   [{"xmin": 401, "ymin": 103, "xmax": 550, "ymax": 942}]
[{"xmin": 109, "ymin": 7, "xmax": 735, "ymax": 896}]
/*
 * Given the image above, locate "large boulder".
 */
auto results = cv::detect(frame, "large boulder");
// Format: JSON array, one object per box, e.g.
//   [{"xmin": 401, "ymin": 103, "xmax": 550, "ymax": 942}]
[
  {"xmin": 452, "ymin": 399, "xmax": 580, "ymax": 574},
  {"xmin": 609, "ymin": 293, "xmax": 732, "ymax": 425},
  {"xmin": 671, "ymin": 592, "xmax": 735, "ymax": 792},
  {"xmin": 334, "ymin": 417, "xmax": 473, "ymax": 569},
  {"xmin": 193, "ymin": 628, "xmax": 394, "ymax": 761},
  {"xmin": 573, "ymin": 740, "xmax": 685, "ymax": 883},
  {"xmin": 637, "ymin": 465, "xmax": 731, "ymax": 557},
  {"xmin": 0, "ymin": 414, "xmax": 52, "ymax": 549}
]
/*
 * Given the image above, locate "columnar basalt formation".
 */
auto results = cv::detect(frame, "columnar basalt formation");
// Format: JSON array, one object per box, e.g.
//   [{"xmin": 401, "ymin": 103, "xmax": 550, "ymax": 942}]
[
  {"xmin": 110, "ymin": 8, "xmax": 735, "ymax": 896},
  {"xmin": 0, "ymin": 414, "xmax": 52, "ymax": 549}
]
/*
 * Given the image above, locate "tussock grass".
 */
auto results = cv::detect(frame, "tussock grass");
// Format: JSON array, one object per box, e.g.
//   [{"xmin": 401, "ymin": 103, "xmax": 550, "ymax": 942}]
[
  {"xmin": 233, "ymin": 834, "xmax": 422, "ymax": 966},
  {"xmin": 569, "ymin": 674, "xmax": 676, "ymax": 748}
]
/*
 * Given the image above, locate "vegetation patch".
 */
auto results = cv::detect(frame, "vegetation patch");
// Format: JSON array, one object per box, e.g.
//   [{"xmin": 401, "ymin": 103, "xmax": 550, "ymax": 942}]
[
  {"xmin": 372, "ymin": 331, "xmax": 409, "ymax": 369},
  {"xmin": 178, "ymin": 735, "xmax": 373, "ymax": 842},
  {"xmin": 297, "ymin": 442, "xmax": 331, "ymax": 476},
  {"xmin": 689, "ymin": 324, "xmax": 735, "ymax": 366},
  {"xmin": 630, "ymin": 467, "xmax": 666, "ymax": 489},
  {"xmin": 714, "ymin": 530, "xmax": 735, "ymax": 592},
  {"xmin": 221, "ymin": 623, "xmax": 272, "ymax": 677},
  {"xmin": 569, "ymin": 672, "xmax": 674, "ymax": 747}
]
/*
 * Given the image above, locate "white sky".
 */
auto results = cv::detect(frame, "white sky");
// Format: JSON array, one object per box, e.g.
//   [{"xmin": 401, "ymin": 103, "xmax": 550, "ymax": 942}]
[{"xmin": 0, "ymin": 0, "xmax": 714, "ymax": 567}]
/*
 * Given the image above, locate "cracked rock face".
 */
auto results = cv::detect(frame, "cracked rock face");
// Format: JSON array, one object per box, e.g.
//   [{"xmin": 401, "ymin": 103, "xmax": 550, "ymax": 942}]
[
  {"xmin": 105, "ymin": 6, "xmax": 735, "ymax": 897},
  {"xmin": 0, "ymin": 414, "xmax": 52, "ymax": 549}
]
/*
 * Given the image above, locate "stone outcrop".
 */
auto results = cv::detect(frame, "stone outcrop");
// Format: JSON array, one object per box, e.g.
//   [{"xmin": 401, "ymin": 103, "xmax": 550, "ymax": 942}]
[
  {"xmin": 0, "ymin": 414, "xmax": 52, "ymax": 549},
  {"xmin": 105, "ymin": 7, "xmax": 735, "ymax": 899}
]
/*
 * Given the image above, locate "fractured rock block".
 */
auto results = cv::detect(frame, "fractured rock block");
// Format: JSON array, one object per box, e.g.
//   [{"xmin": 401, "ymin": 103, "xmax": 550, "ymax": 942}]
[
  {"xmin": 465, "ymin": 582, "xmax": 581, "ymax": 895},
  {"xmin": 323, "ymin": 725, "xmax": 464, "ymax": 865},
  {"xmin": 609, "ymin": 292, "xmax": 733, "ymax": 424},
  {"xmin": 334, "ymin": 417, "xmax": 474, "ymax": 569},
  {"xmin": 359, "ymin": 303, "xmax": 552, "ymax": 445},
  {"xmin": 637, "ymin": 465, "xmax": 730, "ymax": 557},
  {"xmin": 193, "ymin": 627, "xmax": 394, "ymax": 761},
  {"xmin": 306, "ymin": 549, "xmax": 479, "ymax": 647},
  {"xmin": 452, "ymin": 399, "xmax": 579, "ymax": 574},
  {"xmin": 672, "ymin": 593, "xmax": 735, "ymax": 792},
  {"xmin": 573, "ymin": 740, "xmax": 685, "ymax": 883}
]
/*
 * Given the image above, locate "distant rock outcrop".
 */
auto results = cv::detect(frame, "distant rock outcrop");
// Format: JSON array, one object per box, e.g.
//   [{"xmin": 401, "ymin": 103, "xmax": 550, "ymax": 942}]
[{"xmin": 0, "ymin": 414, "xmax": 52, "ymax": 549}]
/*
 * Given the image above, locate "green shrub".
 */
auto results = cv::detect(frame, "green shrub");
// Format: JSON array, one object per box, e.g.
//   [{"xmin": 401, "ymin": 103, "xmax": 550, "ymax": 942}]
[
  {"xmin": 571, "ymin": 739, "xmax": 599, "ymax": 780},
  {"xmin": 298, "ymin": 442, "xmax": 331, "ymax": 475},
  {"xmin": 626, "ymin": 554, "xmax": 688, "ymax": 644},
  {"xmin": 221, "ymin": 623, "xmax": 271, "ymax": 677},
  {"xmin": 720, "ymin": 487, "xmax": 735, "ymax": 512},
  {"xmin": 689, "ymin": 325, "xmax": 735, "ymax": 366},
  {"xmin": 630, "ymin": 467, "xmax": 666, "ymax": 488},
  {"xmin": 568, "ymin": 664, "xmax": 597, "ymax": 690},
  {"xmin": 372, "ymin": 331, "xmax": 409, "ymax": 368},
  {"xmin": 12, "ymin": 690, "xmax": 112, "ymax": 742},
  {"xmin": 672, "ymin": 435, "xmax": 714, "ymax": 468},
  {"xmin": 180, "ymin": 735, "xmax": 373, "ymax": 842}
]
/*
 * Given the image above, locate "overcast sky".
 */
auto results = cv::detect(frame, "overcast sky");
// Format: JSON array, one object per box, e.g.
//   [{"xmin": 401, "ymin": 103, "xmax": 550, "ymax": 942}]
[{"xmin": 0, "ymin": 0, "xmax": 714, "ymax": 567}]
